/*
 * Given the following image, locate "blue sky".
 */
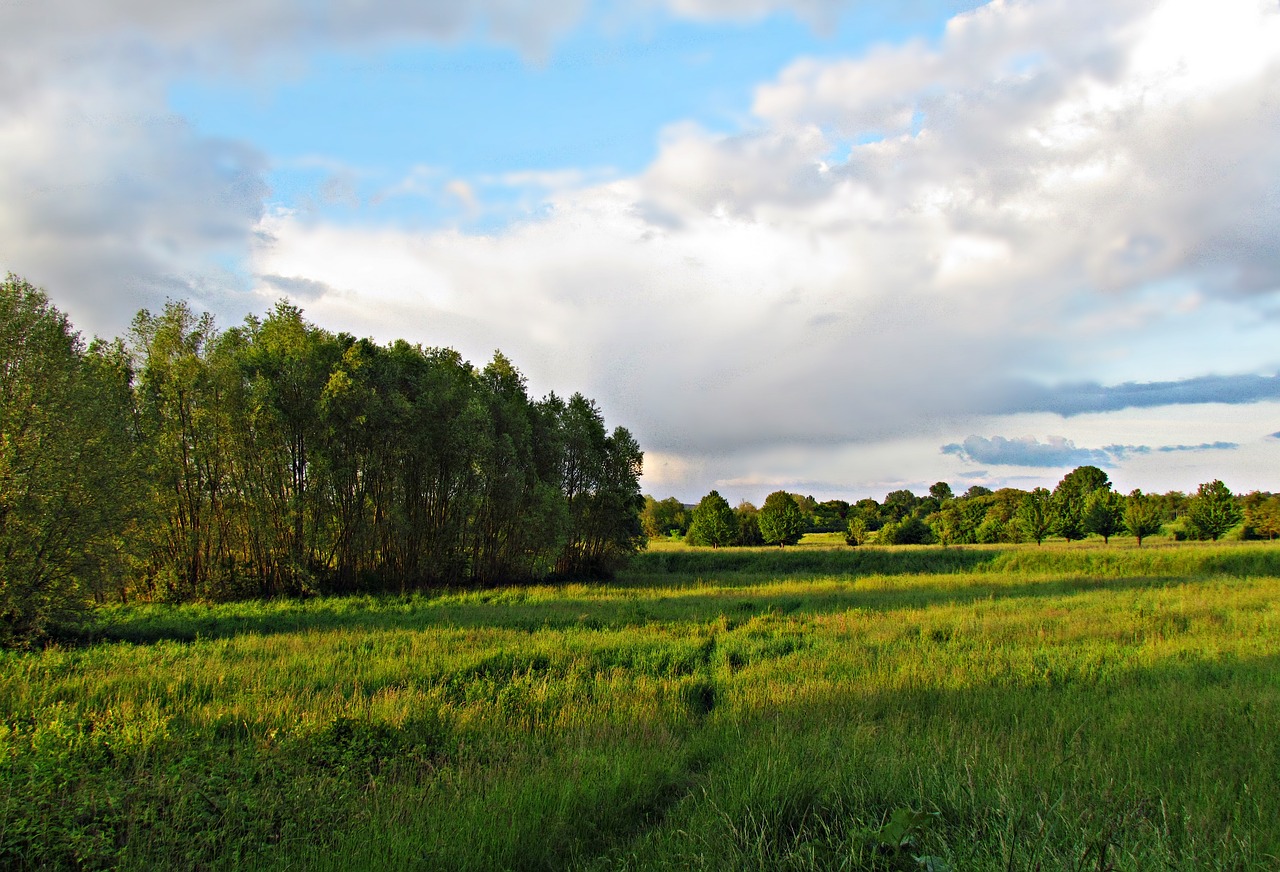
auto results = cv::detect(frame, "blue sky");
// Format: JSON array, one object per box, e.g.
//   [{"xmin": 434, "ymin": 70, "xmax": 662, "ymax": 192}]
[
  {"xmin": 3, "ymin": 0, "xmax": 1280, "ymax": 503},
  {"xmin": 166, "ymin": 3, "xmax": 978, "ymax": 228}
]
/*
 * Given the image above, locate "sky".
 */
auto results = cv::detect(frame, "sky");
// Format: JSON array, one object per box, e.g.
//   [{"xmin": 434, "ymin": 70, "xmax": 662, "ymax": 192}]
[{"xmin": 3, "ymin": 0, "xmax": 1280, "ymax": 505}]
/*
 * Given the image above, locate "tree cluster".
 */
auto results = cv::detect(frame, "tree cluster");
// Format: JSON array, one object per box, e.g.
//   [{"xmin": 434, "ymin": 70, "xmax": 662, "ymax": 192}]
[
  {"xmin": 653, "ymin": 467, "xmax": 1257, "ymax": 550},
  {"xmin": 1, "ymin": 277, "xmax": 644, "ymax": 644}
]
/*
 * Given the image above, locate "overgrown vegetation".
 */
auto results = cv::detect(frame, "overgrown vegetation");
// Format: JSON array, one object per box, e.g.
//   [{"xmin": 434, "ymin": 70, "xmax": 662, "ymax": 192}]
[
  {"xmin": 2, "ymin": 540, "xmax": 1277, "ymax": 869},
  {"xmin": 1, "ymin": 276, "xmax": 643, "ymax": 645}
]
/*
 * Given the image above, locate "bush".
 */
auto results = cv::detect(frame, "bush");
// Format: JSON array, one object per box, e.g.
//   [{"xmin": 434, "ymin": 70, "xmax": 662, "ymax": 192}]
[{"xmin": 878, "ymin": 517, "xmax": 934, "ymax": 546}]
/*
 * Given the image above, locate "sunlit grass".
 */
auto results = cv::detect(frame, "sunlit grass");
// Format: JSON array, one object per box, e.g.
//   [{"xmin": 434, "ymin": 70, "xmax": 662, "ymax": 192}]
[{"xmin": 2, "ymin": 542, "xmax": 1278, "ymax": 869}]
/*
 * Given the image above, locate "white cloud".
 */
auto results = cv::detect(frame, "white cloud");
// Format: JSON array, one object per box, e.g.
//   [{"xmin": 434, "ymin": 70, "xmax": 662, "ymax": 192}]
[
  {"xmin": 246, "ymin": 0, "xmax": 1280, "ymax": 502},
  {"xmin": 4, "ymin": 0, "xmax": 1280, "ymax": 501},
  {"xmin": 0, "ymin": 73, "xmax": 269, "ymax": 336}
]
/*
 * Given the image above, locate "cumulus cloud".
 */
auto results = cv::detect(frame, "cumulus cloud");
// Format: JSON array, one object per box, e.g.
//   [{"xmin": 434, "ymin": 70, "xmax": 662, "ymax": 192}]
[
  {"xmin": 0, "ymin": 74, "xmax": 269, "ymax": 336},
  {"xmin": 5, "ymin": 0, "xmax": 1280, "ymax": 499},
  {"xmin": 941, "ymin": 434, "xmax": 1239, "ymax": 468},
  {"xmin": 250, "ymin": 0, "xmax": 1280, "ymax": 472}
]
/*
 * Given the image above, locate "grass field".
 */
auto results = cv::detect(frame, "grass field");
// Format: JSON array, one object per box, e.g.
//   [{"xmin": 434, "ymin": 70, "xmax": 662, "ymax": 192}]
[{"xmin": 2, "ymin": 538, "xmax": 1278, "ymax": 870}]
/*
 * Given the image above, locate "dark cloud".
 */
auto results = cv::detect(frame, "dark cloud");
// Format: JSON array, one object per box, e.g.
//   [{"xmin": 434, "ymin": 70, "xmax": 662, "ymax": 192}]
[
  {"xmin": 992, "ymin": 373, "xmax": 1280, "ymax": 417},
  {"xmin": 259, "ymin": 274, "xmax": 336, "ymax": 302},
  {"xmin": 941, "ymin": 435, "xmax": 1114, "ymax": 468},
  {"xmin": 1157, "ymin": 442, "xmax": 1239, "ymax": 453},
  {"xmin": 942, "ymin": 435, "xmax": 1239, "ymax": 469}
]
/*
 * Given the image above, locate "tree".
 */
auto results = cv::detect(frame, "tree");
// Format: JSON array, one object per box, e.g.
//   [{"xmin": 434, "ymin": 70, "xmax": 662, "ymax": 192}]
[
  {"xmin": 1084, "ymin": 488, "xmax": 1124, "ymax": 544},
  {"xmin": 0, "ymin": 276, "xmax": 134, "ymax": 645},
  {"xmin": 553, "ymin": 394, "xmax": 645, "ymax": 577},
  {"xmin": 733, "ymin": 501, "xmax": 764, "ymax": 546},
  {"xmin": 845, "ymin": 516, "xmax": 868, "ymax": 546},
  {"xmin": 812, "ymin": 499, "xmax": 849, "ymax": 532},
  {"xmin": 1186, "ymin": 480, "xmax": 1243, "ymax": 541},
  {"xmin": 929, "ymin": 482, "xmax": 954, "ymax": 503},
  {"xmin": 1052, "ymin": 466, "xmax": 1108, "ymax": 543},
  {"xmin": 1123, "ymin": 489, "xmax": 1162, "ymax": 547},
  {"xmin": 758, "ymin": 490, "xmax": 806, "ymax": 547},
  {"xmin": 1244, "ymin": 494, "xmax": 1280, "ymax": 541},
  {"xmin": 686, "ymin": 491, "xmax": 736, "ymax": 548},
  {"xmin": 1057, "ymin": 466, "xmax": 1111, "ymax": 501},
  {"xmin": 881, "ymin": 489, "xmax": 919, "ymax": 523},
  {"xmin": 929, "ymin": 503, "xmax": 963, "ymax": 546},
  {"xmin": 879, "ymin": 516, "xmax": 933, "ymax": 545},
  {"xmin": 1016, "ymin": 488, "xmax": 1053, "ymax": 545},
  {"xmin": 641, "ymin": 496, "xmax": 688, "ymax": 539}
]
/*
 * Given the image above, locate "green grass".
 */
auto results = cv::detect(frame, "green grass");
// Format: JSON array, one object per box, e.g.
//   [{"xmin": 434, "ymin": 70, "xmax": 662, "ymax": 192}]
[{"xmin": 3, "ymin": 541, "xmax": 1279, "ymax": 869}]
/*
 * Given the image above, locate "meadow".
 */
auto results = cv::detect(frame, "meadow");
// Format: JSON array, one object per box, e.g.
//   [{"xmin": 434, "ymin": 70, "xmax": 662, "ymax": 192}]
[{"xmin": 2, "ymin": 538, "xmax": 1278, "ymax": 870}]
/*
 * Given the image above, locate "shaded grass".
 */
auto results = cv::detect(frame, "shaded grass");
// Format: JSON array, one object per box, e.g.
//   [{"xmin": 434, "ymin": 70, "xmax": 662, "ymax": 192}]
[{"xmin": 2, "ymin": 541, "xmax": 1279, "ymax": 869}]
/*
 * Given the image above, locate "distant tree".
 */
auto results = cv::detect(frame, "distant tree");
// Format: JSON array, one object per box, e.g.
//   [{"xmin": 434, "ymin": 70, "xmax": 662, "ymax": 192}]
[
  {"xmin": 791, "ymin": 494, "xmax": 819, "ymax": 527},
  {"xmin": 1016, "ymin": 488, "xmax": 1054, "ymax": 545},
  {"xmin": 879, "ymin": 516, "xmax": 933, "ymax": 546},
  {"xmin": 1186, "ymin": 480, "xmax": 1243, "ymax": 541},
  {"xmin": 1084, "ymin": 488, "xmax": 1125, "ymax": 544},
  {"xmin": 930, "ymin": 504, "xmax": 963, "ymax": 546},
  {"xmin": 881, "ymin": 489, "xmax": 920, "ymax": 523},
  {"xmin": 812, "ymin": 499, "xmax": 849, "ymax": 532},
  {"xmin": 1156, "ymin": 490, "xmax": 1189, "ymax": 522},
  {"xmin": 1057, "ymin": 466, "xmax": 1111, "ymax": 500},
  {"xmin": 758, "ymin": 490, "xmax": 806, "ymax": 547},
  {"xmin": 1053, "ymin": 466, "xmax": 1109, "ymax": 544},
  {"xmin": 929, "ymin": 482, "xmax": 954, "ymax": 503},
  {"xmin": 733, "ymin": 501, "xmax": 764, "ymax": 546},
  {"xmin": 1053, "ymin": 494, "xmax": 1088, "ymax": 542},
  {"xmin": 963, "ymin": 485, "xmax": 993, "ymax": 499},
  {"xmin": 975, "ymin": 516, "xmax": 1006, "ymax": 544},
  {"xmin": 851, "ymin": 499, "xmax": 884, "ymax": 531},
  {"xmin": 686, "ymin": 491, "xmax": 737, "ymax": 548},
  {"xmin": 641, "ymin": 496, "xmax": 688, "ymax": 539},
  {"xmin": 845, "ymin": 516, "xmax": 868, "ymax": 546},
  {"xmin": 1123, "ymin": 489, "xmax": 1163, "ymax": 547},
  {"xmin": 1244, "ymin": 494, "xmax": 1280, "ymax": 541}
]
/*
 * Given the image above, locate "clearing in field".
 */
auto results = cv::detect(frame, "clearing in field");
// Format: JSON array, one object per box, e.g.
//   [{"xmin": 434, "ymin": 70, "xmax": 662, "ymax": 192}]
[{"xmin": 2, "ymin": 540, "xmax": 1278, "ymax": 870}]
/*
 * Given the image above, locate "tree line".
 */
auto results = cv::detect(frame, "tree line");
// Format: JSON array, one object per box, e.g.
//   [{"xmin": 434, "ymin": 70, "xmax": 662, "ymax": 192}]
[
  {"xmin": 1, "ymin": 275, "xmax": 644, "ymax": 645},
  {"xmin": 648, "ymin": 467, "xmax": 1275, "ymax": 549}
]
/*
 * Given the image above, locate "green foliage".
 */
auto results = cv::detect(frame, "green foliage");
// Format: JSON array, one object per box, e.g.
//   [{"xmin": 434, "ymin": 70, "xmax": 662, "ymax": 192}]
[
  {"xmin": 1083, "ymin": 488, "xmax": 1125, "ymax": 544},
  {"xmin": 1016, "ymin": 488, "xmax": 1054, "ymax": 545},
  {"xmin": 758, "ymin": 490, "xmax": 806, "ymax": 547},
  {"xmin": 881, "ymin": 489, "xmax": 920, "ymax": 523},
  {"xmin": 1243, "ymin": 493, "xmax": 1280, "ymax": 540},
  {"xmin": 878, "ymin": 516, "xmax": 934, "ymax": 546},
  {"xmin": 1053, "ymin": 466, "xmax": 1111, "ymax": 543},
  {"xmin": 1123, "ymin": 490, "xmax": 1163, "ymax": 546},
  {"xmin": 1186, "ymin": 480, "xmax": 1243, "ymax": 542},
  {"xmin": 0, "ymin": 276, "xmax": 136, "ymax": 645},
  {"xmin": 733, "ymin": 501, "xmax": 765, "ymax": 547},
  {"xmin": 811, "ymin": 499, "xmax": 849, "ymax": 533},
  {"xmin": 2, "ymin": 277, "xmax": 645, "ymax": 622},
  {"xmin": 686, "ymin": 490, "xmax": 737, "ymax": 548},
  {"xmin": 642, "ymin": 496, "xmax": 689, "ymax": 539},
  {"xmin": 845, "ymin": 516, "xmax": 868, "ymax": 546}
]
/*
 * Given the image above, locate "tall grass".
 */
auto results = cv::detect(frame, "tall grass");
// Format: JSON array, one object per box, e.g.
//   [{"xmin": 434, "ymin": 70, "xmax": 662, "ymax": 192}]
[{"xmin": 2, "ymin": 542, "xmax": 1278, "ymax": 869}]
